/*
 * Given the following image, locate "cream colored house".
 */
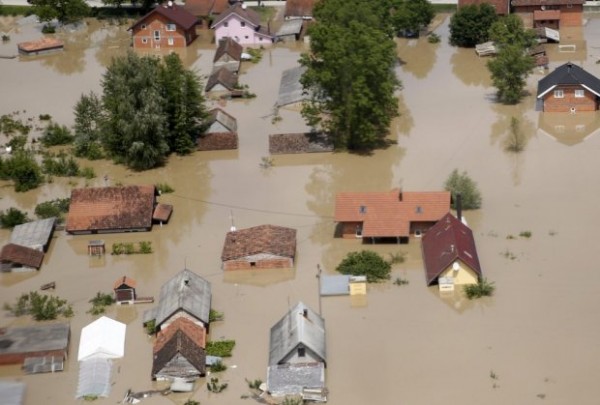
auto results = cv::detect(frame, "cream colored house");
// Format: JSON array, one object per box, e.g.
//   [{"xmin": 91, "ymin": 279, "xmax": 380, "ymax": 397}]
[{"xmin": 421, "ymin": 213, "xmax": 482, "ymax": 291}]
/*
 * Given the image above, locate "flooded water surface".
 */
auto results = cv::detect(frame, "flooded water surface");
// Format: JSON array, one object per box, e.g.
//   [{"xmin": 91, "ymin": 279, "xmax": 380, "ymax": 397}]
[{"xmin": 2, "ymin": 11, "xmax": 600, "ymax": 405}]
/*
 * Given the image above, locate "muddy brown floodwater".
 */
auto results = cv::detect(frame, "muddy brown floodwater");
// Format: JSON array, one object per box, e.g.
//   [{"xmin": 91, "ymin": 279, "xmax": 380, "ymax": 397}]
[{"xmin": 2, "ymin": 10, "xmax": 600, "ymax": 405}]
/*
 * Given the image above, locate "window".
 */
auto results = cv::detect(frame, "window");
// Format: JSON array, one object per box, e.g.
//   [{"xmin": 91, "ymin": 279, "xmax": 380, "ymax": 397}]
[
  {"xmin": 298, "ymin": 347, "xmax": 306, "ymax": 357},
  {"xmin": 567, "ymin": 3, "xmax": 573, "ymax": 8},
  {"xmin": 142, "ymin": 38, "xmax": 148, "ymax": 44},
  {"xmin": 168, "ymin": 37, "xmax": 174, "ymax": 46},
  {"xmin": 166, "ymin": 23, "xmax": 176, "ymax": 31},
  {"xmin": 241, "ymin": 21, "xmax": 246, "ymax": 27},
  {"xmin": 244, "ymin": 35, "xmax": 249, "ymax": 39},
  {"xmin": 153, "ymin": 30, "xmax": 161, "ymax": 41},
  {"xmin": 575, "ymin": 89, "xmax": 584, "ymax": 98},
  {"xmin": 250, "ymin": 262, "xmax": 256, "ymax": 267},
  {"xmin": 224, "ymin": 22, "xmax": 229, "ymax": 27},
  {"xmin": 359, "ymin": 205, "xmax": 367, "ymax": 214},
  {"xmin": 141, "ymin": 24, "xmax": 147, "ymax": 30},
  {"xmin": 415, "ymin": 206, "xmax": 423, "ymax": 214},
  {"xmin": 554, "ymin": 90, "xmax": 564, "ymax": 98}
]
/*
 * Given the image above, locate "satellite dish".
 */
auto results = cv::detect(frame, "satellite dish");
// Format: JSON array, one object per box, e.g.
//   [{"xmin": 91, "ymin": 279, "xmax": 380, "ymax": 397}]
[
  {"xmin": 452, "ymin": 262, "xmax": 460, "ymax": 271},
  {"xmin": 241, "ymin": 2, "xmax": 247, "ymax": 9}
]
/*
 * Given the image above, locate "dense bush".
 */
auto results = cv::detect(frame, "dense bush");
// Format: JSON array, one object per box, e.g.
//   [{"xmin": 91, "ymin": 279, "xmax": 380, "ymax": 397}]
[
  {"xmin": 3, "ymin": 291, "xmax": 74, "ymax": 320},
  {"xmin": 444, "ymin": 169, "xmax": 482, "ymax": 210},
  {"xmin": 42, "ymin": 153, "xmax": 80, "ymax": 177},
  {"xmin": 34, "ymin": 198, "xmax": 70, "ymax": 220},
  {"xmin": 0, "ymin": 207, "xmax": 30, "ymax": 228},
  {"xmin": 206, "ymin": 340, "xmax": 236, "ymax": 357},
  {"xmin": 464, "ymin": 278, "xmax": 495, "ymax": 299},
  {"xmin": 336, "ymin": 250, "xmax": 391, "ymax": 282},
  {"xmin": 1, "ymin": 151, "xmax": 44, "ymax": 191},
  {"xmin": 88, "ymin": 292, "xmax": 115, "ymax": 315},
  {"xmin": 40, "ymin": 123, "xmax": 74, "ymax": 147},
  {"xmin": 449, "ymin": 3, "xmax": 498, "ymax": 47}
]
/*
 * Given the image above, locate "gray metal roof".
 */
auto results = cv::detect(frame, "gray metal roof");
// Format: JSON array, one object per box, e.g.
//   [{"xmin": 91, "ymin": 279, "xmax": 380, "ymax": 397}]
[
  {"xmin": 537, "ymin": 62, "xmax": 600, "ymax": 98},
  {"xmin": 269, "ymin": 302, "xmax": 326, "ymax": 365},
  {"xmin": 10, "ymin": 218, "xmax": 56, "ymax": 250},
  {"xmin": 0, "ymin": 380, "xmax": 25, "ymax": 405},
  {"xmin": 151, "ymin": 269, "xmax": 211, "ymax": 327},
  {"xmin": 267, "ymin": 362, "xmax": 325, "ymax": 397},
  {"xmin": 276, "ymin": 19, "xmax": 303, "ymax": 38},
  {"xmin": 0, "ymin": 323, "xmax": 69, "ymax": 356},
  {"xmin": 276, "ymin": 66, "xmax": 311, "ymax": 108},
  {"xmin": 320, "ymin": 275, "xmax": 350, "ymax": 296}
]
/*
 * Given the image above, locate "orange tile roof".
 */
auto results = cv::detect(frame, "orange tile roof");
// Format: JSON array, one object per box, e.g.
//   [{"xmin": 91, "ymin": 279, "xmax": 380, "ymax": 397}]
[
  {"xmin": 153, "ymin": 204, "xmax": 173, "ymax": 223},
  {"xmin": 154, "ymin": 317, "xmax": 206, "ymax": 351},
  {"xmin": 18, "ymin": 37, "xmax": 64, "ymax": 52},
  {"xmin": 66, "ymin": 185, "xmax": 156, "ymax": 233},
  {"xmin": 113, "ymin": 276, "xmax": 137, "ymax": 290},
  {"xmin": 334, "ymin": 189, "xmax": 451, "ymax": 237}
]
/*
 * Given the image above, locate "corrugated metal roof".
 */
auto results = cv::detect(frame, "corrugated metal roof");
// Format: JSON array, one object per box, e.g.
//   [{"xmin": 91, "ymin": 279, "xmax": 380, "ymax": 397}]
[
  {"xmin": 0, "ymin": 380, "xmax": 25, "ymax": 405},
  {"xmin": 276, "ymin": 19, "xmax": 303, "ymax": 37},
  {"xmin": 0, "ymin": 323, "xmax": 69, "ymax": 357},
  {"xmin": 269, "ymin": 302, "xmax": 326, "ymax": 365},
  {"xmin": 276, "ymin": 66, "xmax": 310, "ymax": 107},
  {"xmin": 320, "ymin": 275, "xmax": 350, "ymax": 296},
  {"xmin": 10, "ymin": 218, "xmax": 55, "ymax": 250},
  {"xmin": 150, "ymin": 269, "xmax": 211, "ymax": 327}
]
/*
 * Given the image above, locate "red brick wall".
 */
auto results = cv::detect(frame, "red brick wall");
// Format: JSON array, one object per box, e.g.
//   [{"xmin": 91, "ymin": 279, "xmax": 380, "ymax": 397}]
[
  {"xmin": 459, "ymin": 0, "xmax": 509, "ymax": 14},
  {"xmin": 223, "ymin": 257, "xmax": 294, "ymax": 270},
  {"xmin": 543, "ymin": 85, "xmax": 597, "ymax": 112},
  {"xmin": 512, "ymin": 5, "xmax": 582, "ymax": 27},
  {"xmin": 0, "ymin": 349, "xmax": 66, "ymax": 365},
  {"xmin": 132, "ymin": 15, "xmax": 195, "ymax": 49}
]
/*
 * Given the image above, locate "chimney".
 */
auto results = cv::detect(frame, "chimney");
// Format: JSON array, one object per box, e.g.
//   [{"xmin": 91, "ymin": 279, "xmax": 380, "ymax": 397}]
[
  {"xmin": 302, "ymin": 308, "xmax": 308, "ymax": 318},
  {"xmin": 455, "ymin": 193, "xmax": 462, "ymax": 222}
]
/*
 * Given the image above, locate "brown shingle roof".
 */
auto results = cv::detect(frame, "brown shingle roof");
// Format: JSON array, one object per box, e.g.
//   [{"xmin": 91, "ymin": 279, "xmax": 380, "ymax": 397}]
[
  {"xmin": 212, "ymin": 3, "xmax": 262, "ymax": 28},
  {"xmin": 205, "ymin": 67, "xmax": 238, "ymax": 91},
  {"xmin": 113, "ymin": 276, "xmax": 137, "ymax": 290},
  {"xmin": 214, "ymin": 37, "xmax": 243, "ymax": 63},
  {"xmin": 421, "ymin": 213, "xmax": 482, "ymax": 285},
  {"xmin": 153, "ymin": 204, "xmax": 173, "ymax": 223},
  {"xmin": 211, "ymin": 0, "xmax": 230, "ymax": 14},
  {"xmin": 66, "ymin": 185, "xmax": 156, "ymax": 233},
  {"xmin": 334, "ymin": 189, "xmax": 451, "ymax": 237},
  {"xmin": 221, "ymin": 225, "xmax": 297, "ymax": 261},
  {"xmin": 152, "ymin": 318, "xmax": 206, "ymax": 378},
  {"xmin": 0, "ymin": 243, "xmax": 44, "ymax": 269},
  {"xmin": 130, "ymin": 3, "xmax": 199, "ymax": 31},
  {"xmin": 183, "ymin": 0, "xmax": 214, "ymax": 17},
  {"xmin": 284, "ymin": 0, "xmax": 316, "ymax": 18}
]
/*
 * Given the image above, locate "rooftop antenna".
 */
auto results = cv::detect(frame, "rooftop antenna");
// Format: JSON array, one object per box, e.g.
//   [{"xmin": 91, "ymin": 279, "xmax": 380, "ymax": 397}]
[{"xmin": 229, "ymin": 210, "xmax": 236, "ymax": 232}]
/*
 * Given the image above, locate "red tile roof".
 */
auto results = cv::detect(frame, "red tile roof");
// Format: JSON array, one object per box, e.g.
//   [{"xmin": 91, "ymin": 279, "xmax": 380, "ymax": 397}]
[
  {"xmin": 154, "ymin": 317, "xmax": 206, "ymax": 351},
  {"xmin": 212, "ymin": 0, "xmax": 230, "ymax": 14},
  {"xmin": 130, "ymin": 3, "xmax": 199, "ymax": 31},
  {"xmin": 66, "ymin": 185, "xmax": 156, "ymax": 233},
  {"xmin": 421, "ymin": 213, "xmax": 482, "ymax": 285},
  {"xmin": 113, "ymin": 276, "xmax": 137, "ymax": 290},
  {"xmin": 18, "ymin": 37, "xmax": 64, "ymax": 52},
  {"xmin": 285, "ymin": 0, "xmax": 316, "ymax": 18},
  {"xmin": 221, "ymin": 225, "xmax": 297, "ymax": 261},
  {"xmin": 0, "ymin": 243, "xmax": 44, "ymax": 269},
  {"xmin": 153, "ymin": 204, "xmax": 173, "ymax": 223},
  {"xmin": 214, "ymin": 37, "xmax": 243, "ymax": 63},
  {"xmin": 334, "ymin": 189, "xmax": 451, "ymax": 237}
]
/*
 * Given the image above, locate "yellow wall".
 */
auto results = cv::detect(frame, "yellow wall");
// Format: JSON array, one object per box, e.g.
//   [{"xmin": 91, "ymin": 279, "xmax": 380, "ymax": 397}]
[{"xmin": 440, "ymin": 261, "xmax": 478, "ymax": 285}]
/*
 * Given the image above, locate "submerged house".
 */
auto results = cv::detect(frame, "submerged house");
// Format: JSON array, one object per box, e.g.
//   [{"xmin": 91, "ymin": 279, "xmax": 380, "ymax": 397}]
[
  {"xmin": 205, "ymin": 66, "xmax": 238, "ymax": 92},
  {"xmin": 284, "ymin": 0, "xmax": 316, "ymax": 20},
  {"xmin": 129, "ymin": 2, "xmax": 199, "ymax": 49},
  {"xmin": 152, "ymin": 317, "xmax": 206, "ymax": 380},
  {"xmin": 211, "ymin": 2, "xmax": 273, "ymax": 45},
  {"xmin": 113, "ymin": 276, "xmax": 137, "ymax": 304},
  {"xmin": 66, "ymin": 185, "xmax": 161, "ymax": 234},
  {"xmin": 511, "ymin": 0, "xmax": 583, "ymax": 29},
  {"xmin": 143, "ymin": 269, "xmax": 212, "ymax": 333},
  {"xmin": 0, "ymin": 244, "xmax": 45, "ymax": 272},
  {"xmin": 221, "ymin": 225, "xmax": 297, "ymax": 270},
  {"xmin": 536, "ymin": 62, "xmax": 600, "ymax": 113},
  {"xmin": 334, "ymin": 189, "xmax": 451, "ymax": 243},
  {"xmin": 0, "ymin": 217, "xmax": 56, "ymax": 272},
  {"xmin": 267, "ymin": 302, "xmax": 326, "ymax": 401},
  {"xmin": 421, "ymin": 213, "xmax": 482, "ymax": 291},
  {"xmin": 0, "ymin": 323, "xmax": 70, "ymax": 366},
  {"xmin": 213, "ymin": 37, "xmax": 243, "ymax": 73}
]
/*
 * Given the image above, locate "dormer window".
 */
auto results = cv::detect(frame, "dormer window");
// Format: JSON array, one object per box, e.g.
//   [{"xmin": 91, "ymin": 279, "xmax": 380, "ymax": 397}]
[
  {"xmin": 298, "ymin": 347, "xmax": 306, "ymax": 357},
  {"xmin": 166, "ymin": 23, "xmax": 176, "ymax": 31}
]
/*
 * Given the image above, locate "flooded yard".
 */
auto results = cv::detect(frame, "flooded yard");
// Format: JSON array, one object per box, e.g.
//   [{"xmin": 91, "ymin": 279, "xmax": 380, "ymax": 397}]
[{"xmin": 2, "ymin": 10, "xmax": 600, "ymax": 405}]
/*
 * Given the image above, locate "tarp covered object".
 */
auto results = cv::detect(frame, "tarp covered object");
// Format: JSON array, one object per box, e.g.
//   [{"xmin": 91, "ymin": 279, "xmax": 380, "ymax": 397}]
[
  {"xmin": 76, "ymin": 358, "xmax": 112, "ymax": 398},
  {"xmin": 77, "ymin": 316, "xmax": 126, "ymax": 361}
]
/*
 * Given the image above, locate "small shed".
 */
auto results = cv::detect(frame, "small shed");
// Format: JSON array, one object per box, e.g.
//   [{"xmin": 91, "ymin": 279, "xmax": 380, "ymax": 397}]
[
  {"xmin": 276, "ymin": 66, "xmax": 310, "ymax": 110},
  {"xmin": 113, "ymin": 276, "xmax": 137, "ymax": 304},
  {"xmin": 206, "ymin": 108, "xmax": 237, "ymax": 134},
  {"xmin": 88, "ymin": 240, "xmax": 105, "ymax": 256},
  {"xmin": 275, "ymin": 19, "xmax": 303, "ymax": 42},
  {"xmin": 153, "ymin": 203, "xmax": 173, "ymax": 224},
  {"xmin": 221, "ymin": 225, "xmax": 297, "ymax": 271},
  {"xmin": 77, "ymin": 317, "xmax": 126, "ymax": 361}
]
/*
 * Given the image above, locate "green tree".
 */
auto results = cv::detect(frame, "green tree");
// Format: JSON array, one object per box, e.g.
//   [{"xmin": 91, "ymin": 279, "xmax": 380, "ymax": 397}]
[
  {"xmin": 336, "ymin": 250, "xmax": 391, "ymax": 282},
  {"xmin": 391, "ymin": 0, "xmax": 434, "ymax": 36},
  {"xmin": 73, "ymin": 92, "xmax": 105, "ymax": 160},
  {"xmin": 449, "ymin": 3, "xmax": 498, "ymax": 47},
  {"xmin": 35, "ymin": 198, "xmax": 70, "ymax": 220},
  {"xmin": 487, "ymin": 45, "xmax": 535, "ymax": 104},
  {"xmin": 32, "ymin": 0, "xmax": 90, "ymax": 25},
  {"xmin": 0, "ymin": 207, "xmax": 30, "ymax": 229},
  {"xmin": 159, "ymin": 53, "xmax": 208, "ymax": 155},
  {"xmin": 3, "ymin": 291, "xmax": 73, "ymax": 321},
  {"xmin": 488, "ymin": 14, "xmax": 536, "ymax": 49},
  {"xmin": 40, "ymin": 122, "xmax": 74, "ymax": 147},
  {"xmin": 444, "ymin": 169, "xmax": 482, "ymax": 209},
  {"xmin": 301, "ymin": 0, "xmax": 400, "ymax": 151},
  {"xmin": 3, "ymin": 150, "xmax": 44, "ymax": 192}
]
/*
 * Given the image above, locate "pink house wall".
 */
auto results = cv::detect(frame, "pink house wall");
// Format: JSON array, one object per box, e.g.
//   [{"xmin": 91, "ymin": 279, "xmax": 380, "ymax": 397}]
[{"xmin": 214, "ymin": 15, "xmax": 271, "ymax": 45}]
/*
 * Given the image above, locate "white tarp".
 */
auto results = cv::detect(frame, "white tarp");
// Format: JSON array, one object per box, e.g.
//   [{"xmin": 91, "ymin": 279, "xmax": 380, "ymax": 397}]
[
  {"xmin": 77, "ymin": 316, "xmax": 126, "ymax": 361},
  {"xmin": 76, "ymin": 358, "xmax": 112, "ymax": 398}
]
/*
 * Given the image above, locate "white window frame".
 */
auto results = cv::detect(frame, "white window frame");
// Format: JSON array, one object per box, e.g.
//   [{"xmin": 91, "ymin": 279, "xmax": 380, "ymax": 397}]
[
  {"xmin": 575, "ymin": 89, "xmax": 584, "ymax": 98},
  {"xmin": 166, "ymin": 23, "xmax": 176, "ymax": 32},
  {"xmin": 554, "ymin": 89, "xmax": 564, "ymax": 98},
  {"xmin": 154, "ymin": 30, "xmax": 161, "ymax": 41},
  {"xmin": 168, "ymin": 37, "xmax": 174, "ymax": 46}
]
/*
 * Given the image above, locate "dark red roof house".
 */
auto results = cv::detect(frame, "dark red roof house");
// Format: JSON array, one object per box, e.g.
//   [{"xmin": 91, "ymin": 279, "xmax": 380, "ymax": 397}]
[
  {"xmin": 129, "ymin": 2, "xmax": 199, "ymax": 49},
  {"xmin": 0, "ymin": 243, "xmax": 45, "ymax": 272},
  {"xmin": 334, "ymin": 189, "xmax": 451, "ymax": 243}
]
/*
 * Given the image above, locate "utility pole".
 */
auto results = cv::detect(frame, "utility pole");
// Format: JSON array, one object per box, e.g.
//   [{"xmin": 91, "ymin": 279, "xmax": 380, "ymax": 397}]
[{"xmin": 316, "ymin": 264, "xmax": 322, "ymax": 316}]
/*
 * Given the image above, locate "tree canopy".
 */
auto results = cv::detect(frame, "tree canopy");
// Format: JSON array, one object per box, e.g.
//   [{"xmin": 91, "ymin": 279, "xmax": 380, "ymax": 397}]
[
  {"xmin": 444, "ymin": 169, "xmax": 482, "ymax": 210},
  {"xmin": 336, "ymin": 250, "xmax": 391, "ymax": 282},
  {"xmin": 32, "ymin": 0, "xmax": 90, "ymax": 25},
  {"xmin": 73, "ymin": 52, "xmax": 208, "ymax": 170},
  {"xmin": 391, "ymin": 0, "xmax": 434, "ymax": 36},
  {"xmin": 449, "ymin": 3, "xmax": 498, "ymax": 47},
  {"xmin": 300, "ymin": 0, "xmax": 400, "ymax": 151}
]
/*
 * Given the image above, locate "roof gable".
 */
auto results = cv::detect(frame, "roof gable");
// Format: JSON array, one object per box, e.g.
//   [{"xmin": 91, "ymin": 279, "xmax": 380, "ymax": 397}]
[
  {"xmin": 211, "ymin": 3, "xmax": 262, "ymax": 28},
  {"xmin": 269, "ymin": 302, "xmax": 326, "ymax": 365},
  {"xmin": 208, "ymin": 108, "xmax": 238, "ymax": 133},
  {"xmin": 221, "ymin": 225, "xmax": 297, "ymax": 261},
  {"xmin": 214, "ymin": 37, "xmax": 243, "ymax": 62},
  {"xmin": 152, "ymin": 323, "xmax": 206, "ymax": 377},
  {"xmin": 334, "ymin": 189, "xmax": 451, "ymax": 237},
  {"xmin": 537, "ymin": 62, "xmax": 600, "ymax": 98},
  {"xmin": 130, "ymin": 3, "xmax": 199, "ymax": 31},
  {"xmin": 113, "ymin": 276, "xmax": 136, "ymax": 290},
  {"xmin": 421, "ymin": 213, "xmax": 482, "ymax": 285},
  {"xmin": 205, "ymin": 67, "xmax": 238, "ymax": 91}
]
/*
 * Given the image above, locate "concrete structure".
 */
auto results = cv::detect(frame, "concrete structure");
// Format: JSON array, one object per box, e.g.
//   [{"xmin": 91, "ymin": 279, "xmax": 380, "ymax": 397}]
[
  {"xmin": 334, "ymin": 189, "xmax": 451, "ymax": 243},
  {"xmin": 221, "ymin": 225, "xmax": 297, "ymax": 270},
  {"xmin": 536, "ymin": 62, "xmax": 600, "ymax": 113},
  {"xmin": 0, "ymin": 323, "xmax": 70, "ymax": 365},
  {"xmin": 421, "ymin": 213, "xmax": 482, "ymax": 289},
  {"xmin": 211, "ymin": 2, "xmax": 273, "ymax": 45},
  {"xmin": 129, "ymin": 2, "xmax": 199, "ymax": 49}
]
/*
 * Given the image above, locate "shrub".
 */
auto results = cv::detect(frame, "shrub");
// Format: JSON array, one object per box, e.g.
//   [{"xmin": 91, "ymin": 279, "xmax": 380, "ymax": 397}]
[
  {"xmin": 80, "ymin": 167, "xmax": 96, "ymax": 179},
  {"xmin": 206, "ymin": 340, "xmax": 236, "ymax": 357},
  {"xmin": 138, "ymin": 241, "xmax": 153, "ymax": 254},
  {"xmin": 145, "ymin": 320, "xmax": 156, "ymax": 335},
  {"xmin": 4, "ymin": 291, "xmax": 73, "ymax": 320},
  {"xmin": 35, "ymin": 198, "xmax": 70, "ymax": 220},
  {"xmin": 246, "ymin": 47, "xmax": 263, "ymax": 63},
  {"xmin": 336, "ymin": 250, "xmax": 391, "ymax": 282},
  {"xmin": 207, "ymin": 377, "xmax": 228, "ymax": 393},
  {"xmin": 39, "ymin": 114, "xmax": 52, "ymax": 121},
  {"xmin": 388, "ymin": 251, "xmax": 406, "ymax": 264},
  {"xmin": 0, "ymin": 114, "xmax": 31, "ymax": 136},
  {"xmin": 209, "ymin": 309, "xmax": 224, "ymax": 322},
  {"xmin": 393, "ymin": 277, "xmax": 409, "ymax": 286},
  {"xmin": 7, "ymin": 134, "xmax": 27, "ymax": 152},
  {"xmin": 87, "ymin": 292, "xmax": 115, "ymax": 315},
  {"xmin": 246, "ymin": 378, "xmax": 263, "ymax": 389},
  {"xmin": 463, "ymin": 278, "xmax": 495, "ymax": 299},
  {"xmin": 210, "ymin": 360, "xmax": 227, "ymax": 372},
  {"xmin": 42, "ymin": 25, "xmax": 56, "ymax": 34},
  {"xmin": 428, "ymin": 33, "xmax": 440, "ymax": 43},
  {"xmin": 1, "ymin": 34, "xmax": 10, "ymax": 42},
  {"xmin": 3, "ymin": 150, "xmax": 43, "ymax": 191},
  {"xmin": 42, "ymin": 153, "xmax": 80, "ymax": 177},
  {"xmin": 155, "ymin": 182, "xmax": 174, "ymax": 194},
  {"xmin": 0, "ymin": 207, "xmax": 29, "ymax": 228},
  {"xmin": 519, "ymin": 230, "xmax": 532, "ymax": 238},
  {"xmin": 40, "ymin": 123, "xmax": 74, "ymax": 147},
  {"xmin": 444, "ymin": 169, "xmax": 482, "ymax": 209}
]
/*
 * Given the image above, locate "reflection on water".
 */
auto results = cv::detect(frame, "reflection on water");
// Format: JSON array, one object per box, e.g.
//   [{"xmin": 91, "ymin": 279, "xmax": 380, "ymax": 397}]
[{"xmin": 538, "ymin": 111, "xmax": 600, "ymax": 145}]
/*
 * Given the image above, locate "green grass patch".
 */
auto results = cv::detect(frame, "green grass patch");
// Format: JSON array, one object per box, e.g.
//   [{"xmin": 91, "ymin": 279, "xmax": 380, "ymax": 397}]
[
  {"xmin": 0, "ymin": 6, "xmax": 34, "ymax": 16},
  {"xmin": 464, "ymin": 278, "xmax": 495, "ymax": 299},
  {"xmin": 206, "ymin": 340, "xmax": 236, "ymax": 357}
]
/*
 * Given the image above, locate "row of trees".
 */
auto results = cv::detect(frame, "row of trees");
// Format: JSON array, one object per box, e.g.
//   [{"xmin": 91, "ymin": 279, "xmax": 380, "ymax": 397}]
[
  {"xmin": 449, "ymin": 5, "xmax": 536, "ymax": 104},
  {"xmin": 74, "ymin": 52, "xmax": 208, "ymax": 170}
]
